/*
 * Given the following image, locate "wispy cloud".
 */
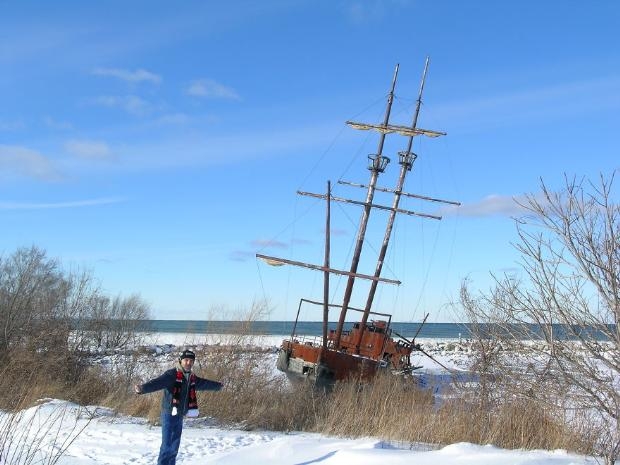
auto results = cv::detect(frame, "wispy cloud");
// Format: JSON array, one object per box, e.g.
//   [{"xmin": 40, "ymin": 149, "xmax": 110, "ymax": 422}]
[
  {"xmin": 229, "ymin": 250, "xmax": 255, "ymax": 262},
  {"xmin": 435, "ymin": 75, "xmax": 620, "ymax": 133},
  {"xmin": 440, "ymin": 194, "xmax": 529, "ymax": 218},
  {"xmin": 154, "ymin": 113, "xmax": 191, "ymax": 125},
  {"xmin": 251, "ymin": 239, "xmax": 288, "ymax": 249},
  {"xmin": 231, "ymin": 238, "xmax": 292, "ymax": 263},
  {"xmin": 88, "ymin": 95, "xmax": 150, "ymax": 116},
  {"xmin": 329, "ymin": 228, "xmax": 349, "ymax": 237},
  {"xmin": 0, "ymin": 197, "xmax": 126, "ymax": 210},
  {"xmin": 67, "ymin": 120, "xmax": 341, "ymax": 176},
  {"xmin": 343, "ymin": 0, "xmax": 411, "ymax": 24},
  {"xmin": 0, "ymin": 119, "xmax": 25, "ymax": 131},
  {"xmin": 0, "ymin": 145, "xmax": 62, "ymax": 181},
  {"xmin": 344, "ymin": 1, "xmax": 386, "ymax": 24},
  {"xmin": 291, "ymin": 237, "xmax": 313, "ymax": 246},
  {"xmin": 186, "ymin": 79, "xmax": 241, "ymax": 100},
  {"xmin": 65, "ymin": 139, "xmax": 113, "ymax": 160},
  {"xmin": 92, "ymin": 67, "xmax": 162, "ymax": 84},
  {"xmin": 44, "ymin": 116, "xmax": 73, "ymax": 130}
]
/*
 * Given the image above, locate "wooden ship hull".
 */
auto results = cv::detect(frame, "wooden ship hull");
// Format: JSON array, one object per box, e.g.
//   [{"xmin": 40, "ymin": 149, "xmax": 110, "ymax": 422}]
[
  {"xmin": 259, "ymin": 59, "xmax": 459, "ymax": 386},
  {"xmin": 277, "ymin": 320, "xmax": 417, "ymax": 386}
]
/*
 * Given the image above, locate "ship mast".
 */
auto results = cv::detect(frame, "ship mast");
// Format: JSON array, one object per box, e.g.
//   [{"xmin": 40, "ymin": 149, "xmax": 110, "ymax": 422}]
[
  {"xmin": 322, "ymin": 181, "xmax": 331, "ymax": 350},
  {"xmin": 257, "ymin": 61, "xmax": 458, "ymax": 357},
  {"xmin": 332, "ymin": 64, "xmax": 399, "ymax": 348},
  {"xmin": 335, "ymin": 58, "xmax": 459, "ymax": 353},
  {"xmin": 353, "ymin": 58, "xmax": 430, "ymax": 353}
]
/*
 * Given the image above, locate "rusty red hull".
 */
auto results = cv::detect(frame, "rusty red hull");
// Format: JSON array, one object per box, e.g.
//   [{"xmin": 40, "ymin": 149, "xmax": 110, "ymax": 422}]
[{"xmin": 277, "ymin": 320, "xmax": 414, "ymax": 385}]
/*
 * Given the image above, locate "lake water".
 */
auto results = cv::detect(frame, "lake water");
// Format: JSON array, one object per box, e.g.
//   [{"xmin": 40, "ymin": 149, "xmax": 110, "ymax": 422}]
[
  {"xmin": 135, "ymin": 320, "xmax": 614, "ymax": 341},
  {"xmin": 138, "ymin": 320, "xmax": 475, "ymax": 339}
]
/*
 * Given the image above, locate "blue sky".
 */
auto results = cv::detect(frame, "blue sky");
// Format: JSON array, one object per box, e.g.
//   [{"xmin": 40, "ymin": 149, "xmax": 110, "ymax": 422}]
[{"xmin": 1, "ymin": 1, "xmax": 618, "ymax": 322}]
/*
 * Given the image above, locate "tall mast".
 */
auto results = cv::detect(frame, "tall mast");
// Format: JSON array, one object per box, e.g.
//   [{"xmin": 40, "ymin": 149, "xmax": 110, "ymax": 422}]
[
  {"xmin": 322, "ymin": 181, "xmax": 331, "ymax": 351},
  {"xmin": 333, "ymin": 64, "xmax": 399, "ymax": 348},
  {"xmin": 354, "ymin": 57, "xmax": 430, "ymax": 353}
]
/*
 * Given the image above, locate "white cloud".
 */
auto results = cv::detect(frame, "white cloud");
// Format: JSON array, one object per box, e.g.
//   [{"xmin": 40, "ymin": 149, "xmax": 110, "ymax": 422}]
[
  {"xmin": 89, "ymin": 95, "xmax": 150, "ymax": 115},
  {"xmin": 65, "ymin": 139, "xmax": 113, "ymax": 160},
  {"xmin": 186, "ymin": 79, "xmax": 241, "ymax": 100},
  {"xmin": 0, "ymin": 197, "xmax": 125, "ymax": 210},
  {"xmin": 92, "ymin": 67, "xmax": 162, "ymax": 84},
  {"xmin": 440, "ymin": 194, "xmax": 529, "ymax": 218},
  {"xmin": 0, "ymin": 145, "xmax": 62, "ymax": 181}
]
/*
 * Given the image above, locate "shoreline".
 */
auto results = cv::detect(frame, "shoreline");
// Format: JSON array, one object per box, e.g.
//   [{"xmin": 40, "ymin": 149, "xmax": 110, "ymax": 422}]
[
  {"xmin": 132, "ymin": 332, "xmax": 473, "ymax": 375},
  {"xmin": 138, "ymin": 332, "xmax": 467, "ymax": 348}
]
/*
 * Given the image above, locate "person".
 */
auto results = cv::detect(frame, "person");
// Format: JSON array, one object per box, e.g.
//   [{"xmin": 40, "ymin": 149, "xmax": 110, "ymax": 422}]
[{"xmin": 134, "ymin": 349, "xmax": 222, "ymax": 465}]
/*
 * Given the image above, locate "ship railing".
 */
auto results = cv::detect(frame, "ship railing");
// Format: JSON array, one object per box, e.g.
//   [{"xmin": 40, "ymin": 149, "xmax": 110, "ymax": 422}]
[
  {"xmin": 290, "ymin": 298, "xmax": 394, "ymax": 333},
  {"xmin": 284, "ymin": 298, "xmax": 398, "ymax": 357},
  {"xmin": 284, "ymin": 334, "xmax": 324, "ymax": 347}
]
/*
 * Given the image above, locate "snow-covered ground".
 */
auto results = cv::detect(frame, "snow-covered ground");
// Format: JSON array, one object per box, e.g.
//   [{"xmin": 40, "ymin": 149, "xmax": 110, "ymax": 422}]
[
  {"xmin": 133, "ymin": 332, "xmax": 474, "ymax": 374},
  {"xmin": 1, "ymin": 333, "xmax": 608, "ymax": 464},
  {"xmin": 1, "ymin": 399, "xmax": 599, "ymax": 465}
]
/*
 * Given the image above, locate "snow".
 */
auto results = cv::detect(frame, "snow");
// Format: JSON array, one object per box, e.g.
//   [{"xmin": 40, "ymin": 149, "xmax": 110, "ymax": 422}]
[
  {"xmin": 0, "ymin": 399, "xmax": 598, "ymax": 465},
  {"xmin": 136, "ymin": 332, "xmax": 473, "ymax": 374},
  {"xmin": 0, "ymin": 333, "xmax": 606, "ymax": 465}
]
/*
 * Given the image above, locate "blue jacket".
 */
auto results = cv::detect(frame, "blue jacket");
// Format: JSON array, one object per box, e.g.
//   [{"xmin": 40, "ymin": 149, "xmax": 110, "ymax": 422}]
[{"xmin": 139, "ymin": 367, "xmax": 223, "ymax": 416}]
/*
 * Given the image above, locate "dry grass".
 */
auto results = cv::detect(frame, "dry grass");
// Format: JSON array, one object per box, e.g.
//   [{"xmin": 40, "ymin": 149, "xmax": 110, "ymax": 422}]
[
  {"xmin": 423, "ymin": 398, "xmax": 586, "ymax": 451},
  {"xmin": 114, "ymin": 347, "xmax": 594, "ymax": 456},
  {"xmin": 318, "ymin": 373, "xmax": 433, "ymax": 438},
  {"xmin": 1, "ymin": 337, "xmax": 597, "ymax": 457},
  {"xmin": 312, "ymin": 373, "xmax": 591, "ymax": 453},
  {"xmin": 194, "ymin": 344, "xmax": 324, "ymax": 431}
]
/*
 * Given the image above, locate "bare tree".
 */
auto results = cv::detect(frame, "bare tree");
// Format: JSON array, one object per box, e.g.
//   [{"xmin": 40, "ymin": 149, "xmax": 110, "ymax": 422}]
[
  {"xmin": 0, "ymin": 246, "xmax": 66, "ymax": 358},
  {"xmin": 0, "ymin": 246, "xmax": 151, "ymax": 406},
  {"xmin": 82, "ymin": 293, "xmax": 150, "ymax": 352},
  {"xmin": 460, "ymin": 173, "xmax": 620, "ymax": 465}
]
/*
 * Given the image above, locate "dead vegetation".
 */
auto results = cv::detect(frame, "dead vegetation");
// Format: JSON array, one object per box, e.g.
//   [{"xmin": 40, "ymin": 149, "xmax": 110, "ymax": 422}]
[
  {"xmin": 0, "ymin": 219, "xmax": 614, "ymax": 462},
  {"xmin": 460, "ymin": 172, "xmax": 620, "ymax": 465},
  {"xmin": 108, "ymin": 342, "xmax": 595, "ymax": 458}
]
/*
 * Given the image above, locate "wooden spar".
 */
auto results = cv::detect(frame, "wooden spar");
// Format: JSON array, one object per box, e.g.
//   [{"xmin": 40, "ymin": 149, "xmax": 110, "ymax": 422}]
[
  {"xmin": 256, "ymin": 254, "xmax": 401, "ymax": 285},
  {"xmin": 333, "ymin": 64, "xmax": 399, "ymax": 349},
  {"xmin": 337, "ymin": 181, "xmax": 461, "ymax": 206},
  {"xmin": 298, "ymin": 191, "xmax": 442, "ymax": 220},
  {"xmin": 405, "ymin": 56, "xmax": 430, "ymax": 154},
  {"xmin": 346, "ymin": 121, "xmax": 446, "ymax": 138},
  {"xmin": 322, "ymin": 181, "xmax": 331, "ymax": 351},
  {"xmin": 355, "ymin": 57, "xmax": 437, "ymax": 354},
  {"xmin": 298, "ymin": 298, "xmax": 393, "ymax": 319}
]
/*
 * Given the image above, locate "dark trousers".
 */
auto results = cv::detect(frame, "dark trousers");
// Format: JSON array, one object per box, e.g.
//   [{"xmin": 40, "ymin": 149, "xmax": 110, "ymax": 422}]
[{"xmin": 158, "ymin": 412, "xmax": 183, "ymax": 465}]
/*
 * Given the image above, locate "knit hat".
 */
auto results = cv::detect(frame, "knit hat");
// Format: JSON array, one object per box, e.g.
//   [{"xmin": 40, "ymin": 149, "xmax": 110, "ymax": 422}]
[{"xmin": 179, "ymin": 349, "xmax": 196, "ymax": 361}]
